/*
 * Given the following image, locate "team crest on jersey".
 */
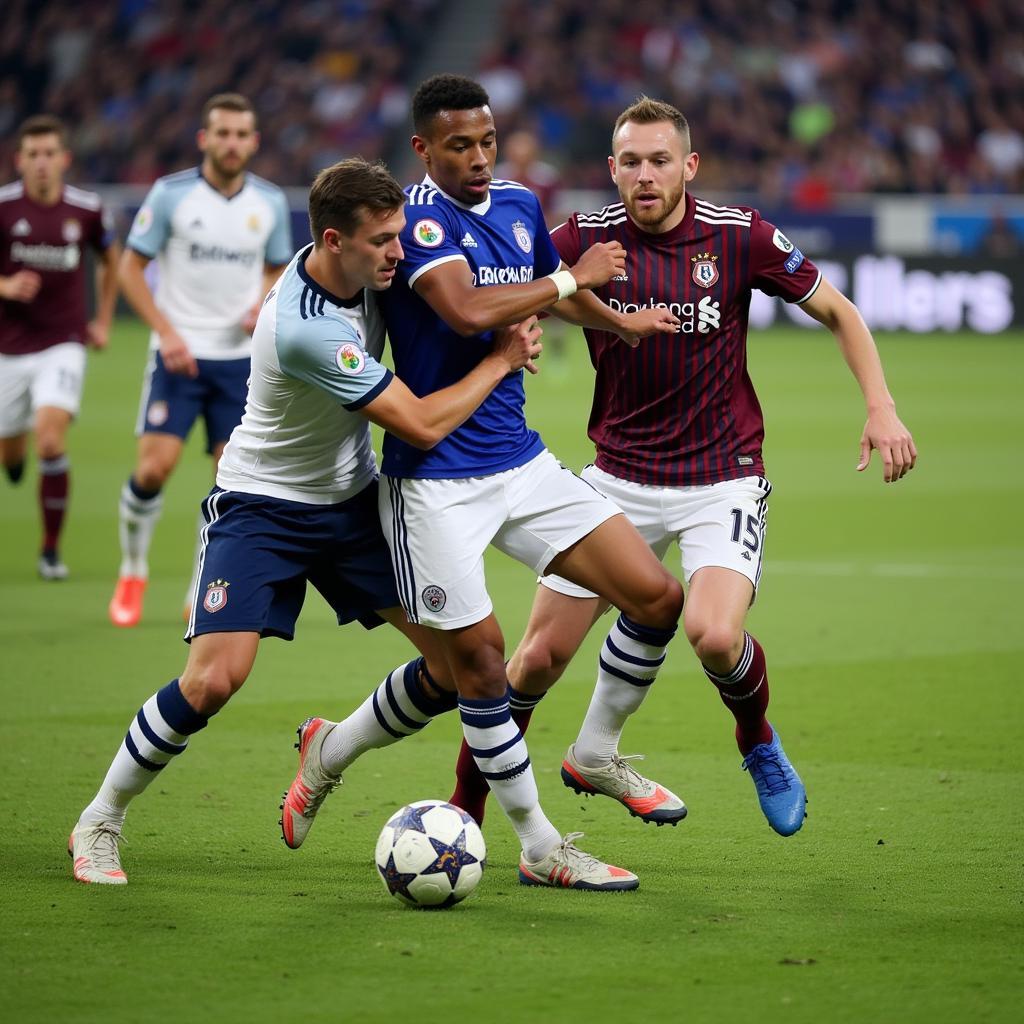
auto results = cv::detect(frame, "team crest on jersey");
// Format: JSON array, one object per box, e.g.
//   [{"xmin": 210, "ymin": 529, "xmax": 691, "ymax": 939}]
[
  {"xmin": 335, "ymin": 342, "xmax": 366, "ymax": 375},
  {"xmin": 414, "ymin": 218, "xmax": 444, "ymax": 248},
  {"xmin": 146, "ymin": 400, "xmax": 169, "ymax": 427},
  {"xmin": 203, "ymin": 579, "xmax": 230, "ymax": 613},
  {"xmin": 62, "ymin": 219, "xmax": 82, "ymax": 243},
  {"xmin": 690, "ymin": 252, "xmax": 719, "ymax": 288},
  {"xmin": 247, "ymin": 213, "xmax": 261, "ymax": 232},
  {"xmin": 772, "ymin": 228, "xmax": 795, "ymax": 253},
  {"xmin": 133, "ymin": 206, "xmax": 153, "ymax": 234},
  {"xmin": 11, "ymin": 218, "xmax": 31, "ymax": 237},
  {"xmin": 422, "ymin": 585, "xmax": 446, "ymax": 611},
  {"xmin": 511, "ymin": 220, "xmax": 532, "ymax": 254}
]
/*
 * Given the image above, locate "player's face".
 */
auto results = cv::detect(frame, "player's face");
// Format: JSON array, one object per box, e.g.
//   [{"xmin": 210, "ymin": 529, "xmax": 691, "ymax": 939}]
[
  {"xmin": 610, "ymin": 120, "xmax": 698, "ymax": 232},
  {"xmin": 412, "ymin": 107, "xmax": 496, "ymax": 204},
  {"xmin": 16, "ymin": 133, "xmax": 70, "ymax": 196},
  {"xmin": 198, "ymin": 109, "xmax": 259, "ymax": 180},
  {"xmin": 337, "ymin": 206, "xmax": 406, "ymax": 291}
]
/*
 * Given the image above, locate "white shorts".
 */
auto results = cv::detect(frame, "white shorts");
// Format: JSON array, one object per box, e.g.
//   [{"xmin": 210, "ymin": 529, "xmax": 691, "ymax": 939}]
[
  {"xmin": 379, "ymin": 449, "xmax": 621, "ymax": 628},
  {"xmin": 542, "ymin": 465, "xmax": 772, "ymax": 600},
  {"xmin": 0, "ymin": 342, "xmax": 87, "ymax": 437}
]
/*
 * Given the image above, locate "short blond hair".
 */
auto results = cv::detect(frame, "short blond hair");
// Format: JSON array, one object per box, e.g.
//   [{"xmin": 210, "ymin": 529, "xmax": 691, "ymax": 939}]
[{"xmin": 612, "ymin": 97, "xmax": 690, "ymax": 150}]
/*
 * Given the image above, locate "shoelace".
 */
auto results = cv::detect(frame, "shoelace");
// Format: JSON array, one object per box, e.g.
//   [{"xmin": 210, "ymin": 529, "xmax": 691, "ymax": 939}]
[
  {"xmin": 559, "ymin": 832, "xmax": 601, "ymax": 872},
  {"xmin": 608, "ymin": 753, "xmax": 650, "ymax": 791},
  {"xmin": 301, "ymin": 776, "xmax": 341, "ymax": 819},
  {"xmin": 85, "ymin": 824, "xmax": 125, "ymax": 871},
  {"xmin": 742, "ymin": 749, "xmax": 790, "ymax": 796}
]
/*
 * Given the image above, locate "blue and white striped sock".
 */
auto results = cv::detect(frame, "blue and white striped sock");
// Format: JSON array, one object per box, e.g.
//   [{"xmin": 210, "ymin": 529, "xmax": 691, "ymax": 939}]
[
  {"xmin": 320, "ymin": 658, "xmax": 456, "ymax": 775},
  {"xmin": 574, "ymin": 613, "xmax": 677, "ymax": 768},
  {"xmin": 459, "ymin": 695, "xmax": 559, "ymax": 861},
  {"xmin": 79, "ymin": 679, "xmax": 209, "ymax": 827},
  {"xmin": 118, "ymin": 478, "xmax": 163, "ymax": 578}
]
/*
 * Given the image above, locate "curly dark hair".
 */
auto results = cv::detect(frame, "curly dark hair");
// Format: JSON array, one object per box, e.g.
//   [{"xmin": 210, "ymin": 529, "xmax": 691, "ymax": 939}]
[{"xmin": 412, "ymin": 74, "xmax": 490, "ymax": 136}]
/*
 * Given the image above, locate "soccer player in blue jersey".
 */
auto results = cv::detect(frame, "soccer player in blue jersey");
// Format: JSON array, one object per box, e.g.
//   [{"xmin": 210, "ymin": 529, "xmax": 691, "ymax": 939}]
[
  {"xmin": 110, "ymin": 94, "xmax": 293, "ymax": 628},
  {"xmin": 67, "ymin": 158, "xmax": 543, "ymax": 885},
  {"xmin": 372, "ymin": 75, "xmax": 692, "ymax": 890}
]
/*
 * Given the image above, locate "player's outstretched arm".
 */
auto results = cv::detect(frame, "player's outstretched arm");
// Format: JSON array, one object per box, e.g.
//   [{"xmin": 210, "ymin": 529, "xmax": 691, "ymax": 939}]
[
  {"xmin": 414, "ymin": 242, "xmax": 627, "ymax": 336},
  {"xmin": 119, "ymin": 249, "xmax": 198, "ymax": 378},
  {"xmin": 360, "ymin": 317, "xmax": 543, "ymax": 448},
  {"xmin": 800, "ymin": 277, "xmax": 917, "ymax": 483},
  {"xmin": 546, "ymin": 278, "xmax": 681, "ymax": 346},
  {"xmin": 0, "ymin": 269, "xmax": 42, "ymax": 302},
  {"xmin": 87, "ymin": 239, "xmax": 123, "ymax": 350}
]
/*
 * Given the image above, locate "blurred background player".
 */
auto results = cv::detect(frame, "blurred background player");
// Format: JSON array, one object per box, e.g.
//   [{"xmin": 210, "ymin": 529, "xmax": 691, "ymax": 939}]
[
  {"xmin": 69, "ymin": 157, "xmax": 543, "ymax": 885},
  {"xmin": 0, "ymin": 115, "xmax": 121, "ymax": 580},
  {"xmin": 377, "ymin": 75, "xmax": 686, "ymax": 890},
  {"xmin": 109, "ymin": 93, "xmax": 292, "ymax": 628},
  {"xmin": 450, "ymin": 97, "xmax": 917, "ymax": 836}
]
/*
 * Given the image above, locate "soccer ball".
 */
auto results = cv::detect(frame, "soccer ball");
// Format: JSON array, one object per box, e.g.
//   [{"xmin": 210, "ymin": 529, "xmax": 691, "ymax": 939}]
[{"xmin": 374, "ymin": 800, "xmax": 487, "ymax": 908}]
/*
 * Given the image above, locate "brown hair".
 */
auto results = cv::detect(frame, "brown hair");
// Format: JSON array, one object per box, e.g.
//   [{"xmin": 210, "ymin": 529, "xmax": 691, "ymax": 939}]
[
  {"xmin": 612, "ymin": 97, "xmax": 690, "ymax": 150},
  {"xmin": 201, "ymin": 93, "xmax": 256, "ymax": 128},
  {"xmin": 308, "ymin": 158, "xmax": 406, "ymax": 243},
  {"xmin": 17, "ymin": 114, "xmax": 68, "ymax": 148}
]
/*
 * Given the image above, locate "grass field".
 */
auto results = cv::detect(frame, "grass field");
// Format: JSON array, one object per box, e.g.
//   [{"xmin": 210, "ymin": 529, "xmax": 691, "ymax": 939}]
[{"xmin": 1, "ymin": 320, "xmax": 1022, "ymax": 1023}]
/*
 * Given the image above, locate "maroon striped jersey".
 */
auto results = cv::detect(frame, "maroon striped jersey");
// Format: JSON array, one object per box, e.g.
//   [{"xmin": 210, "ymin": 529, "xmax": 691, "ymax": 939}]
[
  {"xmin": 552, "ymin": 192, "xmax": 821, "ymax": 486},
  {"xmin": 0, "ymin": 181, "xmax": 116, "ymax": 355}
]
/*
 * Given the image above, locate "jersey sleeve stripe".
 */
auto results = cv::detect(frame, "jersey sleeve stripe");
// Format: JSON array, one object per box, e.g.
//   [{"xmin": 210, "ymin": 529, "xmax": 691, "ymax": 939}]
[
  {"xmin": 343, "ymin": 368, "xmax": 394, "ymax": 410},
  {"xmin": 63, "ymin": 185, "xmax": 102, "ymax": 210},
  {"xmin": 407, "ymin": 252, "xmax": 468, "ymax": 287},
  {"xmin": 694, "ymin": 213, "xmax": 752, "ymax": 229},
  {"xmin": 795, "ymin": 269, "xmax": 823, "ymax": 304}
]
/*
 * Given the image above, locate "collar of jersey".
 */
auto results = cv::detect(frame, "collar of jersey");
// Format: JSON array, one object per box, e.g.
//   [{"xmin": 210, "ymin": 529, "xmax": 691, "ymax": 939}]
[
  {"xmin": 297, "ymin": 244, "xmax": 364, "ymax": 309},
  {"xmin": 422, "ymin": 174, "xmax": 491, "ymax": 216},
  {"xmin": 626, "ymin": 192, "xmax": 697, "ymax": 244},
  {"xmin": 197, "ymin": 166, "xmax": 249, "ymax": 202}
]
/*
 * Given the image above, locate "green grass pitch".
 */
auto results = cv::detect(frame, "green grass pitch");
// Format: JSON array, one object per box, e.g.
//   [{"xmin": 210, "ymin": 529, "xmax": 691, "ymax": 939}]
[{"xmin": 1, "ymin": 320, "xmax": 1021, "ymax": 1023}]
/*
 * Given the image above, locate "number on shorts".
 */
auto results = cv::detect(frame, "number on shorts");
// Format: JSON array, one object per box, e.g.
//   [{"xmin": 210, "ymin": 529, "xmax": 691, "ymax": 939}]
[{"xmin": 729, "ymin": 508, "xmax": 760, "ymax": 552}]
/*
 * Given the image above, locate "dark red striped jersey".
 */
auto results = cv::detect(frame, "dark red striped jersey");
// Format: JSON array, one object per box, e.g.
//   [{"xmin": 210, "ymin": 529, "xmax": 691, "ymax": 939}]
[
  {"xmin": 0, "ymin": 181, "xmax": 116, "ymax": 355},
  {"xmin": 552, "ymin": 192, "xmax": 821, "ymax": 486}
]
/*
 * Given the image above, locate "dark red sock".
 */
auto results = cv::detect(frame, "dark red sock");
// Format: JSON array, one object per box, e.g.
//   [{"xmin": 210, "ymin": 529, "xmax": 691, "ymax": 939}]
[
  {"xmin": 39, "ymin": 456, "xmax": 70, "ymax": 553},
  {"xmin": 703, "ymin": 632, "xmax": 773, "ymax": 754},
  {"xmin": 449, "ymin": 689, "xmax": 540, "ymax": 826}
]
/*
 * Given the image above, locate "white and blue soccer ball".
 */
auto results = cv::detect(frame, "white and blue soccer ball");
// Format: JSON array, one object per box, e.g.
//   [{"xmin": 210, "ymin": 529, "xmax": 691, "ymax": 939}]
[{"xmin": 374, "ymin": 799, "xmax": 486, "ymax": 908}]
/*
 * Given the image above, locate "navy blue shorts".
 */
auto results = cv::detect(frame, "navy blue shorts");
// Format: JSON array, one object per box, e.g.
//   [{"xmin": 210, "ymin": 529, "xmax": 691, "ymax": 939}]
[
  {"xmin": 184, "ymin": 481, "xmax": 400, "ymax": 641},
  {"xmin": 137, "ymin": 352, "xmax": 249, "ymax": 453}
]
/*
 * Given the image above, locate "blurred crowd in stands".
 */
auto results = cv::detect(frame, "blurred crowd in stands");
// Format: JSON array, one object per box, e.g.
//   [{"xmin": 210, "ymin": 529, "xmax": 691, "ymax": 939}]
[{"xmin": 2, "ymin": 0, "xmax": 1022, "ymax": 209}]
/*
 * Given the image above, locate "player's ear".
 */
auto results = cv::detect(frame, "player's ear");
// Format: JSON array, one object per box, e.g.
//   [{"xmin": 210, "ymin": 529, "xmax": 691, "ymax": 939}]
[
  {"xmin": 684, "ymin": 152, "xmax": 699, "ymax": 183},
  {"xmin": 411, "ymin": 135, "xmax": 429, "ymax": 165},
  {"xmin": 196, "ymin": 128, "xmax": 207, "ymax": 153},
  {"xmin": 607, "ymin": 155, "xmax": 617, "ymax": 183},
  {"xmin": 322, "ymin": 228, "xmax": 343, "ymax": 254},
  {"xmin": 251, "ymin": 131, "xmax": 261, "ymax": 153}
]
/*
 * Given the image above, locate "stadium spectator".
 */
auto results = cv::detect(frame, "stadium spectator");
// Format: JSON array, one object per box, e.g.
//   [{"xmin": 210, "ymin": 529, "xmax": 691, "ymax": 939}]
[{"xmin": 0, "ymin": 114, "xmax": 121, "ymax": 580}]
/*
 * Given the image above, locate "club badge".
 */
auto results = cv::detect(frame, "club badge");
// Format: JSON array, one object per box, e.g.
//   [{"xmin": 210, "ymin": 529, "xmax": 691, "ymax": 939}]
[
  {"xmin": 335, "ymin": 342, "xmax": 365, "ymax": 375},
  {"xmin": 203, "ymin": 579, "xmax": 230, "ymax": 613},
  {"xmin": 691, "ymin": 252, "xmax": 719, "ymax": 288},
  {"xmin": 62, "ymin": 219, "xmax": 82, "ymax": 243},
  {"xmin": 422, "ymin": 585, "xmax": 446, "ymax": 611},
  {"xmin": 511, "ymin": 220, "xmax": 532, "ymax": 254}
]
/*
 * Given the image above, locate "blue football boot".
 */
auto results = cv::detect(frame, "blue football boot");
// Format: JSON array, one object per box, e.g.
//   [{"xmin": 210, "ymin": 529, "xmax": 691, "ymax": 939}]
[{"xmin": 742, "ymin": 725, "xmax": 806, "ymax": 836}]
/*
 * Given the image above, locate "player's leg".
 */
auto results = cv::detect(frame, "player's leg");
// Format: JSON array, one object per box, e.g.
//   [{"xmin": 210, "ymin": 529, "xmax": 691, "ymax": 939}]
[
  {"xmin": 381, "ymin": 469, "xmax": 638, "ymax": 889},
  {"xmin": 679, "ymin": 477, "xmax": 805, "ymax": 836},
  {"xmin": 111, "ymin": 352, "xmax": 199, "ymax": 625},
  {"xmin": 0, "ymin": 432, "xmax": 27, "ymax": 483},
  {"xmin": 70, "ymin": 630, "xmax": 259, "ymax": 884},
  {"xmin": 449, "ymin": 585, "xmax": 603, "ymax": 824},
  {"xmin": 34, "ymin": 406, "xmax": 73, "ymax": 578},
  {"xmin": 0, "ymin": 353, "xmax": 32, "ymax": 486}
]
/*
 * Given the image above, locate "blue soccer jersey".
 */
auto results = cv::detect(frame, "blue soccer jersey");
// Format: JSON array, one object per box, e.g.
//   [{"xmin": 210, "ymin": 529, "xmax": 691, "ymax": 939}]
[{"xmin": 378, "ymin": 175, "xmax": 561, "ymax": 479}]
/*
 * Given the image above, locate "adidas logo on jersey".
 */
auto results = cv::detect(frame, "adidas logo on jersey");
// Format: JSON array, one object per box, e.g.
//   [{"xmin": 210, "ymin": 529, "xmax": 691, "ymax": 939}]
[
  {"xmin": 461, "ymin": 232, "xmax": 478, "ymax": 248},
  {"xmin": 11, "ymin": 218, "xmax": 31, "ymax": 236}
]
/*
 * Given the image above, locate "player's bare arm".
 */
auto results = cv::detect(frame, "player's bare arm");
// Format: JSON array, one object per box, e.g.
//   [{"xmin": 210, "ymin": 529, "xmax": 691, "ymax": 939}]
[
  {"xmin": 413, "ymin": 241, "xmax": 626, "ymax": 336},
  {"xmin": 801, "ymin": 276, "xmax": 917, "ymax": 483},
  {"xmin": 87, "ymin": 240, "xmax": 123, "ymax": 351},
  {"xmin": 547, "ymin": 277, "xmax": 681, "ymax": 347},
  {"xmin": 242, "ymin": 262, "xmax": 286, "ymax": 334},
  {"xmin": 118, "ymin": 248, "xmax": 198, "ymax": 378},
  {"xmin": 360, "ymin": 316, "xmax": 543, "ymax": 448},
  {"xmin": 0, "ymin": 269, "xmax": 42, "ymax": 303}
]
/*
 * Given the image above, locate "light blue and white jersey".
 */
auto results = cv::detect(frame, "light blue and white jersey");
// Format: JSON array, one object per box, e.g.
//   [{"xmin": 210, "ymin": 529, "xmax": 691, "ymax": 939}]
[
  {"xmin": 216, "ymin": 245, "xmax": 393, "ymax": 504},
  {"xmin": 127, "ymin": 168, "xmax": 292, "ymax": 359},
  {"xmin": 378, "ymin": 175, "xmax": 560, "ymax": 479}
]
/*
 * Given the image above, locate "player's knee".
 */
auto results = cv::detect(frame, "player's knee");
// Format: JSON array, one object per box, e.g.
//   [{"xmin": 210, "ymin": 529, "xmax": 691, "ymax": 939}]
[
  {"xmin": 35, "ymin": 437, "xmax": 65, "ymax": 461},
  {"xmin": 514, "ymin": 632, "xmax": 569, "ymax": 690},
  {"xmin": 180, "ymin": 662, "xmax": 246, "ymax": 715},
  {"xmin": 134, "ymin": 458, "xmax": 173, "ymax": 492},
  {"xmin": 453, "ymin": 643, "xmax": 507, "ymax": 701},
  {"xmin": 623, "ymin": 571, "xmax": 683, "ymax": 630},
  {"xmin": 686, "ymin": 618, "xmax": 741, "ymax": 666}
]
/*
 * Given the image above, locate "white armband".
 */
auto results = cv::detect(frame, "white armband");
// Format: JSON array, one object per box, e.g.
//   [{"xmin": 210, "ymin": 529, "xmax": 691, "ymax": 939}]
[{"xmin": 546, "ymin": 269, "xmax": 577, "ymax": 302}]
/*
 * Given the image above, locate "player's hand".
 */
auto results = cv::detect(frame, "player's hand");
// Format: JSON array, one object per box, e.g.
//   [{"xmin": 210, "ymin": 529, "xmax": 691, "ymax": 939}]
[
  {"xmin": 0, "ymin": 270, "xmax": 42, "ymax": 303},
  {"xmin": 616, "ymin": 307, "xmax": 682, "ymax": 347},
  {"xmin": 159, "ymin": 330, "xmax": 199, "ymax": 378},
  {"xmin": 86, "ymin": 319, "xmax": 111, "ymax": 351},
  {"xmin": 569, "ymin": 242, "xmax": 627, "ymax": 290},
  {"xmin": 493, "ymin": 316, "xmax": 544, "ymax": 375},
  {"xmin": 241, "ymin": 302, "xmax": 261, "ymax": 335},
  {"xmin": 858, "ymin": 407, "xmax": 917, "ymax": 482}
]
